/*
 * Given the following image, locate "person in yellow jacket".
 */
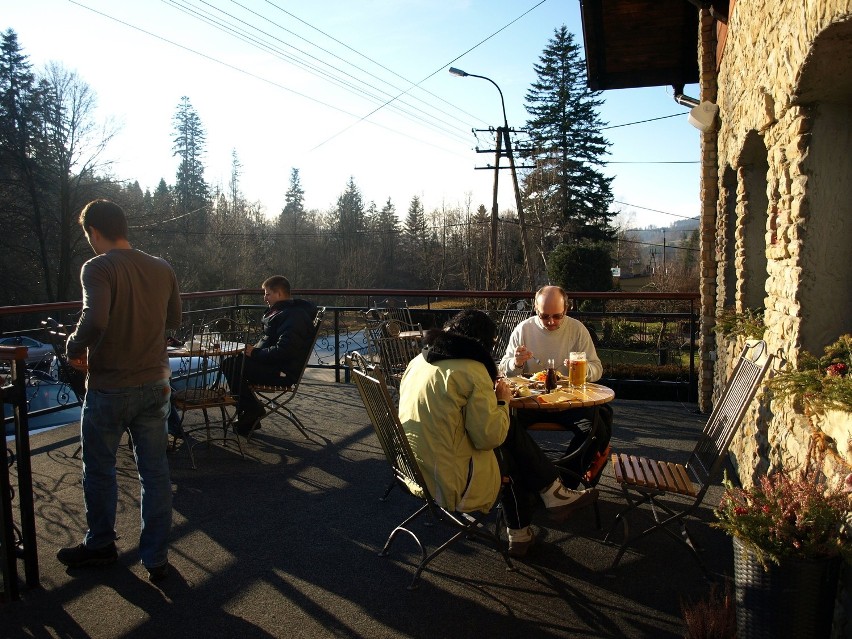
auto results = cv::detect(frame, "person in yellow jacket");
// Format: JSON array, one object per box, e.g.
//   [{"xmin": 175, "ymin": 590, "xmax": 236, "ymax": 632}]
[{"xmin": 399, "ymin": 309, "xmax": 598, "ymax": 558}]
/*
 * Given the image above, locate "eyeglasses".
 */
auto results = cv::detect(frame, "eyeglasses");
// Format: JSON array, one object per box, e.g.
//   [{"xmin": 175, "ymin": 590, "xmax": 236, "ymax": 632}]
[{"xmin": 537, "ymin": 313, "xmax": 565, "ymax": 321}]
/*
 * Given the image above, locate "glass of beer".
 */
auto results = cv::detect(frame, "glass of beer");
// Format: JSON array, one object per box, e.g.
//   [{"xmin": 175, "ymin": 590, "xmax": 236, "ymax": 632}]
[{"xmin": 568, "ymin": 351, "xmax": 587, "ymax": 388}]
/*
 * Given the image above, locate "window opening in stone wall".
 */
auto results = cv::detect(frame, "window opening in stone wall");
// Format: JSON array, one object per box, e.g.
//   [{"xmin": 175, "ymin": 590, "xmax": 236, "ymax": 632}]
[
  {"xmin": 739, "ymin": 133, "xmax": 770, "ymax": 312},
  {"xmin": 795, "ymin": 19, "xmax": 852, "ymax": 353},
  {"xmin": 721, "ymin": 166, "xmax": 737, "ymax": 308},
  {"xmin": 800, "ymin": 101, "xmax": 852, "ymax": 353}
]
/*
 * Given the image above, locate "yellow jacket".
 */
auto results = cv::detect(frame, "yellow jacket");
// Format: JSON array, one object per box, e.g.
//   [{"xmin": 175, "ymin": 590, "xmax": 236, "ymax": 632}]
[{"xmin": 399, "ymin": 353, "xmax": 509, "ymax": 513}]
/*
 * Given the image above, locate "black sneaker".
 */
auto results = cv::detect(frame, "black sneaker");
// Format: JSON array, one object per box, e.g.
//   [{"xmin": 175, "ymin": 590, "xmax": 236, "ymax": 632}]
[
  {"xmin": 147, "ymin": 561, "xmax": 169, "ymax": 582},
  {"xmin": 57, "ymin": 542, "xmax": 118, "ymax": 568},
  {"xmin": 236, "ymin": 406, "xmax": 266, "ymax": 436}
]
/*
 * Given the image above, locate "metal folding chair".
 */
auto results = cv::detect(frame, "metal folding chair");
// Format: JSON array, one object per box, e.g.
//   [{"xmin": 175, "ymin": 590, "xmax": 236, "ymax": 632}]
[
  {"xmin": 247, "ymin": 307, "xmax": 325, "ymax": 441},
  {"xmin": 171, "ymin": 322, "xmax": 251, "ymax": 468},
  {"xmin": 348, "ymin": 353, "xmax": 515, "ymax": 589},
  {"xmin": 367, "ymin": 320, "xmax": 422, "ymax": 392},
  {"xmin": 492, "ymin": 302, "xmax": 533, "ymax": 362},
  {"xmin": 605, "ymin": 340, "xmax": 773, "ymax": 574}
]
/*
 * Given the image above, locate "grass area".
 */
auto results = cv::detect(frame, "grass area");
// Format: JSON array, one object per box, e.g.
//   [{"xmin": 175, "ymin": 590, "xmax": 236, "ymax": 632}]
[{"xmin": 600, "ymin": 348, "xmax": 694, "ymax": 368}]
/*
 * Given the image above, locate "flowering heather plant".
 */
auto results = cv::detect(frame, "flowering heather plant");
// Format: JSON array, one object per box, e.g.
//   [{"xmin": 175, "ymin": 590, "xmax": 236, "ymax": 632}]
[{"xmin": 714, "ymin": 469, "xmax": 852, "ymax": 567}]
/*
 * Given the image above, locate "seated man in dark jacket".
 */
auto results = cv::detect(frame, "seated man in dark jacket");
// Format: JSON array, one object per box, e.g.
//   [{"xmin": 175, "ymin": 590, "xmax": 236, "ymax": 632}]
[{"xmin": 224, "ymin": 275, "xmax": 316, "ymax": 435}]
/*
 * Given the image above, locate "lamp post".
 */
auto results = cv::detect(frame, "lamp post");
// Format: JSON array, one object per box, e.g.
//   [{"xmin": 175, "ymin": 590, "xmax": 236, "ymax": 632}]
[{"xmin": 449, "ymin": 67, "xmax": 534, "ymax": 292}]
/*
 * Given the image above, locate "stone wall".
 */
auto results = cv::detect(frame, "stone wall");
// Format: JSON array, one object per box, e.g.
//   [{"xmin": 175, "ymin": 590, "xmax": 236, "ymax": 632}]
[
  {"xmin": 706, "ymin": 1, "xmax": 852, "ymax": 485},
  {"xmin": 704, "ymin": 7, "xmax": 852, "ymax": 635}
]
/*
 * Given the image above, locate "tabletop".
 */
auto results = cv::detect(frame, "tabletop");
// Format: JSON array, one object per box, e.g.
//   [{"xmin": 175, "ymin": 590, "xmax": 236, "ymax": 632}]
[
  {"xmin": 507, "ymin": 377, "xmax": 614, "ymax": 412},
  {"xmin": 167, "ymin": 341, "xmax": 245, "ymax": 358}
]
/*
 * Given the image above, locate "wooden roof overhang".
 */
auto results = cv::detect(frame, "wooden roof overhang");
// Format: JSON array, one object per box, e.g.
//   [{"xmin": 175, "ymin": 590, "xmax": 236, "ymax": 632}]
[{"xmin": 579, "ymin": 0, "xmax": 724, "ymax": 91}]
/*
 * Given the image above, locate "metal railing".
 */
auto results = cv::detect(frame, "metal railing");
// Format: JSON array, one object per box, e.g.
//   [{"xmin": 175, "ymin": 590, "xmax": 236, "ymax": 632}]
[{"xmin": 2, "ymin": 288, "xmax": 700, "ymax": 432}]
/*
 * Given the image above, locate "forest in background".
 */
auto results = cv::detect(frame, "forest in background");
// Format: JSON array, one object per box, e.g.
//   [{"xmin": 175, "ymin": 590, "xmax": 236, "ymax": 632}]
[{"xmin": 0, "ymin": 26, "xmax": 698, "ymax": 307}]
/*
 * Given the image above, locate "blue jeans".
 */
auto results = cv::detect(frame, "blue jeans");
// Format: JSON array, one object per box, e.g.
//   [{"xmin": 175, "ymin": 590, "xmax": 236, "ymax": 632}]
[{"xmin": 81, "ymin": 378, "xmax": 173, "ymax": 568}]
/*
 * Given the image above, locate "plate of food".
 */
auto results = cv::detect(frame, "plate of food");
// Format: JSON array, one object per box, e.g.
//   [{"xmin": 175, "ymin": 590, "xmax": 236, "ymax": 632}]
[{"xmin": 529, "ymin": 370, "xmax": 568, "ymax": 383}]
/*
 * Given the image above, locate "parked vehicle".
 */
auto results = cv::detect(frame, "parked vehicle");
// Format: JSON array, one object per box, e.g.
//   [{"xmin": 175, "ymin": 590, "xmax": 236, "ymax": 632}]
[{"xmin": 0, "ymin": 336, "xmax": 55, "ymax": 367}]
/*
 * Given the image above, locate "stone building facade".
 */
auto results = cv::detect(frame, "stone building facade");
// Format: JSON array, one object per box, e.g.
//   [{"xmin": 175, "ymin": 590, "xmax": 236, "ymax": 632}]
[
  {"xmin": 698, "ymin": 1, "xmax": 852, "ymax": 485},
  {"xmin": 698, "ymin": 5, "xmax": 852, "ymax": 633}
]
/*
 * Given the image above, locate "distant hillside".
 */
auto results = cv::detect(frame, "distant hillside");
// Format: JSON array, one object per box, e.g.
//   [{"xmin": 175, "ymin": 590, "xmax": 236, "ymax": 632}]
[{"xmin": 617, "ymin": 217, "xmax": 699, "ymax": 277}]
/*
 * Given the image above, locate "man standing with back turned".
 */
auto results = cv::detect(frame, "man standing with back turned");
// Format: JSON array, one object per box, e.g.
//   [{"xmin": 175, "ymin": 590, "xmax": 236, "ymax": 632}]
[{"xmin": 58, "ymin": 199, "xmax": 182, "ymax": 582}]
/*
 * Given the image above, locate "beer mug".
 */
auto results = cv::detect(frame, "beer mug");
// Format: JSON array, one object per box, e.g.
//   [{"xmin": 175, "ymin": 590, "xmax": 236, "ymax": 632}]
[{"xmin": 568, "ymin": 351, "xmax": 587, "ymax": 388}]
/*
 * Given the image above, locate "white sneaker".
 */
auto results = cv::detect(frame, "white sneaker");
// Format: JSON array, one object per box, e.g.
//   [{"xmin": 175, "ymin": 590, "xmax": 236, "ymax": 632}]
[{"xmin": 545, "ymin": 487, "xmax": 599, "ymax": 523}]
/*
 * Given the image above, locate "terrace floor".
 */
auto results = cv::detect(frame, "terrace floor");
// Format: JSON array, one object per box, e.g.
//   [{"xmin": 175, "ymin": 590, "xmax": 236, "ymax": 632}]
[{"xmin": 2, "ymin": 372, "xmax": 735, "ymax": 639}]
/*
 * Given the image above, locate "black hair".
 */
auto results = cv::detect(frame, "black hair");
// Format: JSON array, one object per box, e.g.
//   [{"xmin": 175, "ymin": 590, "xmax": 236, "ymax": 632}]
[{"xmin": 442, "ymin": 309, "xmax": 497, "ymax": 350}]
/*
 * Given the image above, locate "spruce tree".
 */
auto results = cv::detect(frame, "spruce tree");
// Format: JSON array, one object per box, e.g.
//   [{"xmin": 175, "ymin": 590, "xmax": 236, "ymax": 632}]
[
  {"xmin": 523, "ymin": 26, "xmax": 615, "ymax": 243},
  {"xmin": 171, "ymin": 96, "xmax": 208, "ymax": 225}
]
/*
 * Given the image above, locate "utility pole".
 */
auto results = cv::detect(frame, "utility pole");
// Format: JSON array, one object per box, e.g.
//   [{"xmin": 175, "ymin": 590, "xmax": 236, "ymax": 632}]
[
  {"xmin": 449, "ymin": 67, "xmax": 535, "ymax": 292},
  {"xmin": 488, "ymin": 128, "xmax": 502, "ymax": 293},
  {"xmin": 502, "ymin": 128, "xmax": 535, "ymax": 290}
]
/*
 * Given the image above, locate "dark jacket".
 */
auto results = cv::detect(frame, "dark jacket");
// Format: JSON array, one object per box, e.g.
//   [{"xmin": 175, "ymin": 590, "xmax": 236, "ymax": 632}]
[{"xmin": 251, "ymin": 298, "xmax": 316, "ymax": 382}]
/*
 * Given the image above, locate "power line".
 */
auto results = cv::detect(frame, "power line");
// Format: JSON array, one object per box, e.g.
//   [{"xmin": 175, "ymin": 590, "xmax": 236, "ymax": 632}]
[
  {"xmin": 309, "ymin": 0, "xmax": 549, "ymax": 150},
  {"xmin": 67, "ymin": 0, "xmax": 472, "ymax": 156},
  {"xmin": 601, "ymin": 113, "xmax": 683, "ymax": 130},
  {"xmin": 614, "ymin": 200, "xmax": 697, "ymax": 220},
  {"xmin": 161, "ymin": 0, "xmax": 473, "ymax": 145}
]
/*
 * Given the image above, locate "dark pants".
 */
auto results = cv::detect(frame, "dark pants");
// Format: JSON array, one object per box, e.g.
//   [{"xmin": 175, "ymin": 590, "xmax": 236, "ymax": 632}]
[
  {"xmin": 222, "ymin": 354, "xmax": 287, "ymax": 413},
  {"xmin": 512, "ymin": 404, "xmax": 614, "ymax": 488},
  {"xmin": 496, "ymin": 422, "xmax": 560, "ymax": 530},
  {"xmin": 512, "ymin": 405, "xmax": 598, "ymax": 432}
]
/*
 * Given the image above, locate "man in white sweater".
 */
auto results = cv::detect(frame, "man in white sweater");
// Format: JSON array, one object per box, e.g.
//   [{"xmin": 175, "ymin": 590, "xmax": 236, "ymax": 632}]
[
  {"xmin": 499, "ymin": 285, "xmax": 602, "ymax": 381},
  {"xmin": 500, "ymin": 285, "xmax": 612, "ymax": 487}
]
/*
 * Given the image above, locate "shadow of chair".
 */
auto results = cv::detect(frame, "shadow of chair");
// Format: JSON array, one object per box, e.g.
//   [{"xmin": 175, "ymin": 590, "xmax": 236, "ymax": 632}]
[
  {"xmin": 604, "ymin": 339, "xmax": 773, "ymax": 574},
  {"xmin": 246, "ymin": 307, "xmax": 326, "ymax": 442},
  {"xmin": 171, "ymin": 322, "xmax": 251, "ymax": 468},
  {"xmin": 347, "ymin": 352, "xmax": 515, "ymax": 590}
]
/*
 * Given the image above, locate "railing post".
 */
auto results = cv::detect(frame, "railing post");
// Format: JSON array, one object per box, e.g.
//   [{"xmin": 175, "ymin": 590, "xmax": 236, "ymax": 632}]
[
  {"xmin": 334, "ymin": 310, "xmax": 341, "ymax": 383},
  {"xmin": 0, "ymin": 346, "xmax": 40, "ymax": 600},
  {"xmin": 689, "ymin": 299, "xmax": 697, "ymax": 403}
]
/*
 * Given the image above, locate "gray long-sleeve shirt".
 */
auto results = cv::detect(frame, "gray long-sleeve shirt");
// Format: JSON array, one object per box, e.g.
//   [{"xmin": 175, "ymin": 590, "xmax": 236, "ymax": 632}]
[{"xmin": 67, "ymin": 248, "xmax": 182, "ymax": 390}]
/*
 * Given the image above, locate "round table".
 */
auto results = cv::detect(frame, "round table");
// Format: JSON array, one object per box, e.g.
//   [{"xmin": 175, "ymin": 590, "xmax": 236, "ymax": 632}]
[{"xmin": 507, "ymin": 378, "xmax": 615, "ymax": 413}]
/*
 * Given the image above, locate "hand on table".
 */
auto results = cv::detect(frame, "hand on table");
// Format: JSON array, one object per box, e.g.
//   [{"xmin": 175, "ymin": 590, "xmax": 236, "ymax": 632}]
[
  {"xmin": 495, "ymin": 378, "xmax": 513, "ymax": 402},
  {"xmin": 244, "ymin": 344, "xmax": 254, "ymax": 357}
]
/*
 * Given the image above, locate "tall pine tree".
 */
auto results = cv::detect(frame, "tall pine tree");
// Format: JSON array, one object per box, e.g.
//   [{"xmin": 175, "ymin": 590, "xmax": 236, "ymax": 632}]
[
  {"xmin": 523, "ymin": 26, "xmax": 615, "ymax": 243},
  {"xmin": 171, "ymin": 96, "xmax": 208, "ymax": 225}
]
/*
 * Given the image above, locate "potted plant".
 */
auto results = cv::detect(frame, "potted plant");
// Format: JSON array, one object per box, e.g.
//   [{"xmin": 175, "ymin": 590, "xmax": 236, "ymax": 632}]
[
  {"xmin": 714, "ymin": 460, "xmax": 852, "ymax": 638},
  {"xmin": 714, "ymin": 308, "xmax": 766, "ymax": 340},
  {"xmin": 768, "ymin": 334, "xmax": 852, "ymax": 413}
]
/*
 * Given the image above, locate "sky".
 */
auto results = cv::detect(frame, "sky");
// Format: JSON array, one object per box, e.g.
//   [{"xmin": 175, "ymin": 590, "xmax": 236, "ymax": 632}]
[{"xmin": 4, "ymin": 0, "xmax": 702, "ymax": 229}]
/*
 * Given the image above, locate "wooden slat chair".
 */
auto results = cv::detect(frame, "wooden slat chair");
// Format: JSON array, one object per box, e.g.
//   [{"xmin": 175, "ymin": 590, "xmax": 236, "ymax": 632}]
[
  {"xmin": 348, "ymin": 354, "xmax": 515, "ymax": 590},
  {"xmin": 604, "ymin": 339, "xmax": 773, "ymax": 574},
  {"xmin": 491, "ymin": 302, "xmax": 533, "ymax": 362},
  {"xmin": 246, "ymin": 307, "xmax": 325, "ymax": 442},
  {"xmin": 172, "ymin": 322, "xmax": 252, "ymax": 469}
]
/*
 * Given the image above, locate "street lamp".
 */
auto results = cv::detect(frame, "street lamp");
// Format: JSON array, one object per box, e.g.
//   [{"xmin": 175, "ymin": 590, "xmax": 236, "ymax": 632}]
[
  {"xmin": 449, "ymin": 67, "xmax": 509, "ymax": 131},
  {"xmin": 449, "ymin": 67, "xmax": 534, "ymax": 292}
]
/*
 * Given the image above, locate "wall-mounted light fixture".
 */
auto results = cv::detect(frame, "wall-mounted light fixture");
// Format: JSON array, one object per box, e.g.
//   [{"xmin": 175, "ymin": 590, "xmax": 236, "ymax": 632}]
[{"xmin": 673, "ymin": 85, "xmax": 719, "ymax": 132}]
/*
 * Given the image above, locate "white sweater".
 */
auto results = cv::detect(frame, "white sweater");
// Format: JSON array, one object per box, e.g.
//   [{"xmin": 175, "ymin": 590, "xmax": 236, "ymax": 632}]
[{"xmin": 499, "ymin": 315, "xmax": 603, "ymax": 381}]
